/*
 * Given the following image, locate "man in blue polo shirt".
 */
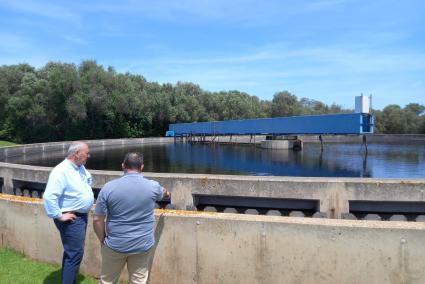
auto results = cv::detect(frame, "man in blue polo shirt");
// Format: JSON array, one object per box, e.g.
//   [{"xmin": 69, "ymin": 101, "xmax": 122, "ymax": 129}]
[
  {"xmin": 43, "ymin": 141, "xmax": 94, "ymax": 284},
  {"xmin": 93, "ymin": 152, "xmax": 170, "ymax": 284}
]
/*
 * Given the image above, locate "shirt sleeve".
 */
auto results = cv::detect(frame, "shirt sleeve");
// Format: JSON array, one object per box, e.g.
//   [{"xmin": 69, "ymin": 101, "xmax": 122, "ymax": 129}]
[
  {"xmin": 94, "ymin": 188, "xmax": 108, "ymax": 216},
  {"xmin": 43, "ymin": 169, "xmax": 66, "ymax": 219},
  {"xmin": 149, "ymin": 180, "xmax": 164, "ymax": 201}
]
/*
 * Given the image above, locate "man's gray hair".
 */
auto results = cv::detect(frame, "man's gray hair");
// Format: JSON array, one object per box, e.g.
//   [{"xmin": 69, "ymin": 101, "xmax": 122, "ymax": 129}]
[{"xmin": 67, "ymin": 141, "xmax": 87, "ymax": 157}]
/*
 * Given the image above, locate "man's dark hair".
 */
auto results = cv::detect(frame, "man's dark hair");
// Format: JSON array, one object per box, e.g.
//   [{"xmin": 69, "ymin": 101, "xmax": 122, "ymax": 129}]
[{"xmin": 123, "ymin": 152, "xmax": 144, "ymax": 170}]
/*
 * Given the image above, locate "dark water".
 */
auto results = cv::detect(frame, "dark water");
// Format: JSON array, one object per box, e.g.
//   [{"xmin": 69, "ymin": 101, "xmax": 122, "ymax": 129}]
[{"xmin": 3, "ymin": 143, "xmax": 425, "ymax": 178}]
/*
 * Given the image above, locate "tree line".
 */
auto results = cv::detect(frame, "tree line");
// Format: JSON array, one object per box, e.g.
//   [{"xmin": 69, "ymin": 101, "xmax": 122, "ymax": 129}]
[{"xmin": 0, "ymin": 61, "xmax": 424, "ymax": 143}]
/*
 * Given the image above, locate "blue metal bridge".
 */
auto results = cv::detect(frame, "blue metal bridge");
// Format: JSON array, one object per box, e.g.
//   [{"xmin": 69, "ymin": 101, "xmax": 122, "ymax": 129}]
[{"xmin": 167, "ymin": 113, "xmax": 374, "ymax": 136}]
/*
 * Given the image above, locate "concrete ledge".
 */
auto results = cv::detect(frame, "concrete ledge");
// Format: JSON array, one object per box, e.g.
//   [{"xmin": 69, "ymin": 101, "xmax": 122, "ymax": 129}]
[
  {"xmin": 1, "ymin": 162, "xmax": 425, "ymax": 218},
  {"xmin": 1, "ymin": 195, "xmax": 425, "ymax": 283}
]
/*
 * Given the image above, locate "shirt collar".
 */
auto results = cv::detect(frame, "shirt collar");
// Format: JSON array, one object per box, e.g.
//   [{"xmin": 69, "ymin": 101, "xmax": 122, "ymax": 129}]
[
  {"xmin": 65, "ymin": 158, "xmax": 81, "ymax": 170},
  {"xmin": 124, "ymin": 172, "xmax": 143, "ymax": 177}
]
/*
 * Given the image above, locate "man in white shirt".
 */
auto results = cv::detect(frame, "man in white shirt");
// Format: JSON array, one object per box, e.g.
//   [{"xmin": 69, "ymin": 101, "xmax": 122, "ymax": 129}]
[{"xmin": 43, "ymin": 141, "xmax": 94, "ymax": 284}]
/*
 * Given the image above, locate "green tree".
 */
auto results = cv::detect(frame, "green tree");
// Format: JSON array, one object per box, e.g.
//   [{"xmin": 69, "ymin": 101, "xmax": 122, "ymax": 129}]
[
  {"xmin": 403, "ymin": 103, "xmax": 424, "ymax": 134},
  {"xmin": 371, "ymin": 109, "xmax": 384, "ymax": 134},
  {"xmin": 5, "ymin": 72, "xmax": 52, "ymax": 142},
  {"xmin": 381, "ymin": 105, "xmax": 407, "ymax": 134},
  {"xmin": 404, "ymin": 103, "xmax": 425, "ymax": 115},
  {"xmin": 0, "ymin": 64, "xmax": 36, "ymax": 140},
  {"xmin": 220, "ymin": 91, "xmax": 259, "ymax": 120},
  {"xmin": 271, "ymin": 91, "xmax": 303, "ymax": 117},
  {"xmin": 1, "ymin": 61, "xmax": 424, "ymax": 141}
]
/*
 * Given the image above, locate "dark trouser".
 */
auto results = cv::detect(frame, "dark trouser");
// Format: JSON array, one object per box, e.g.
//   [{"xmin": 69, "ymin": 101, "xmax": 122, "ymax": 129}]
[{"xmin": 54, "ymin": 213, "xmax": 88, "ymax": 284}]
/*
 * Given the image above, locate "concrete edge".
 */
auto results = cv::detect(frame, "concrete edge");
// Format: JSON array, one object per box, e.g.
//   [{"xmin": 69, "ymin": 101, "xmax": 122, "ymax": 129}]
[{"xmin": 3, "ymin": 194, "xmax": 425, "ymax": 231}]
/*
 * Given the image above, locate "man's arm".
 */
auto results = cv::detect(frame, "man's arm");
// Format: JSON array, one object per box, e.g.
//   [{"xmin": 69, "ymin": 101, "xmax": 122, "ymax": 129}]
[
  {"xmin": 43, "ymin": 170, "xmax": 65, "ymax": 219},
  {"xmin": 93, "ymin": 187, "xmax": 108, "ymax": 244},
  {"xmin": 93, "ymin": 215, "xmax": 106, "ymax": 244}
]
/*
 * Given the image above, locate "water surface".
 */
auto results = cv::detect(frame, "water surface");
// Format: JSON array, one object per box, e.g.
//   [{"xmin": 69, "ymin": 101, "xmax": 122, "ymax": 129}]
[{"xmin": 3, "ymin": 143, "xmax": 425, "ymax": 178}]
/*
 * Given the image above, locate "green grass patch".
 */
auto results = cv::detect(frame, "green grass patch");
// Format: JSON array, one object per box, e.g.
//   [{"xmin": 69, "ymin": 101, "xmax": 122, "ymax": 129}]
[
  {"xmin": 0, "ymin": 247, "xmax": 98, "ymax": 284},
  {"xmin": 0, "ymin": 141, "xmax": 17, "ymax": 147}
]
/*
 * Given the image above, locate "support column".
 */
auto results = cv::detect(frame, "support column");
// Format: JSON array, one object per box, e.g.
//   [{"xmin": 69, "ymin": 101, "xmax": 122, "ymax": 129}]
[
  {"xmin": 2, "ymin": 172, "xmax": 14, "ymax": 195},
  {"xmin": 261, "ymin": 135, "xmax": 303, "ymax": 150}
]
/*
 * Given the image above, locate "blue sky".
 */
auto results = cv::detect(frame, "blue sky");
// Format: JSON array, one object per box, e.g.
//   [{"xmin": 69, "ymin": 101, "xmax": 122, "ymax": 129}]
[{"xmin": 0, "ymin": 0, "xmax": 424, "ymax": 110}]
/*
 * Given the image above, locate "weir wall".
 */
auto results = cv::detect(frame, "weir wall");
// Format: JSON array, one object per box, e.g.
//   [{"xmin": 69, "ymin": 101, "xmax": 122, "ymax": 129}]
[{"xmin": 1, "ymin": 195, "xmax": 425, "ymax": 284}]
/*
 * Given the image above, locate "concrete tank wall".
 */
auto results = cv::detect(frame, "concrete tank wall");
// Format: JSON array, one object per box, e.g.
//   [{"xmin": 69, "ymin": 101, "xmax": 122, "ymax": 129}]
[
  {"xmin": 1, "ymin": 195, "xmax": 425, "ymax": 284},
  {"xmin": 176, "ymin": 134, "xmax": 425, "ymax": 144},
  {"xmin": 0, "ymin": 137, "xmax": 174, "ymax": 159},
  {"xmin": 1, "ymin": 161, "xmax": 425, "ymax": 218}
]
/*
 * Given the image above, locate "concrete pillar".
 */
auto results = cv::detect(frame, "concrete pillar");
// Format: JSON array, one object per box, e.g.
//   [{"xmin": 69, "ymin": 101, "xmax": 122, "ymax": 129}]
[
  {"xmin": 415, "ymin": 215, "xmax": 425, "ymax": 222},
  {"xmin": 260, "ymin": 136, "xmax": 303, "ymax": 150},
  {"xmin": 261, "ymin": 140, "xmax": 292, "ymax": 149},
  {"xmin": 266, "ymin": 210, "xmax": 281, "ymax": 216},
  {"xmin": 289, "ymin": 211, "xmax": 305, "ymax": 217},
  {"xmin": 312, "ymin": 212, "xmax": 327, "ymax": 218},
  {"xmin": 245, "ymin": 209, "xmax": 259, "ymax": 215},
  {"xmin": 320, "ymin": 182, "xmax": 349, "ymax": 219},
  {"xmin": 15, "ymin": 188, "xmax": 22, "ymax": 196},
  {"xmin": 341, "ymin": 213, "xmax": 357, "ymax": 220},
  {"xmin": 204, "ymin": 206, "xmax": 217, "ymax": 212},
  {"xmin": 364, "ymin": 214, "xmax": 381, "ymax": 221},
  {"xmin": 389, "ymin": 214, "xmax": 407, "ymax": 222},
  {"xmin": 223, "ymin": 207, "xmax": 238, "ymax": 213},
  {"xmin": 1, "ymin": 170, "xmax": 14, "ymax": 195},
  {"xmin": 170, "ymin": 181, "xmax": 194, "ymax": 210},
  {"xmin": 185, "ymin": 205, "xmax": 197, "ymax": 211}
]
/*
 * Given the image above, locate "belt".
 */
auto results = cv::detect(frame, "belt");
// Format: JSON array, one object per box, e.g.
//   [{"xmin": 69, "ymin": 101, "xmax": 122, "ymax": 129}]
[{"xmin": 63, "ymin": 211, "xmax": 88, "ymax": 217}]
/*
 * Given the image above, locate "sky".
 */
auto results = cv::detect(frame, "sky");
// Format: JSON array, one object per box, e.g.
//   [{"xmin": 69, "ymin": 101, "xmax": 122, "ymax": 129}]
[{"xmin": 0, "ymin": 0, "xmax": 424, "ymax": 110}]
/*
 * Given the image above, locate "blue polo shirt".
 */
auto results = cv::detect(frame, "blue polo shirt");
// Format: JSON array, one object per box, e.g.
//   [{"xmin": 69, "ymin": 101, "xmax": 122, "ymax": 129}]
[
  {"xmin": 43, "ymin": 159, "xmax": 94, "ymax": 219},
  {"xmin": 94, "ymin": 173, "xmax": 164, "ymax": 254}
]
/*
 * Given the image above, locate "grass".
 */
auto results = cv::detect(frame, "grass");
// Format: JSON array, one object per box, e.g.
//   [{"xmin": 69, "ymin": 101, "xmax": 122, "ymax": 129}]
[
  {"xmin": 0, "ymin": 247, "xmax": 98, "ymax": 284},
  {"xmin": 0, "ymin": 141, "xmax": 17, "ymax": 147}
]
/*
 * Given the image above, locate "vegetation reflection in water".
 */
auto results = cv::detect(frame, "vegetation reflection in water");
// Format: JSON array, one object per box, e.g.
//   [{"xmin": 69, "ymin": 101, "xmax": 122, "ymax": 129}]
[{"xmin": 3, "ymin": 143, "xmax": 425, "ymax": 178}]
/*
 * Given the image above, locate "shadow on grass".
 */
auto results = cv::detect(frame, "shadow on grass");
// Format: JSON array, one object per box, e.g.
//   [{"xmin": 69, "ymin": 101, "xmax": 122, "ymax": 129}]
[{"xmin": 43, "ymin": 269, "xmax": 87, "ymax": 284}]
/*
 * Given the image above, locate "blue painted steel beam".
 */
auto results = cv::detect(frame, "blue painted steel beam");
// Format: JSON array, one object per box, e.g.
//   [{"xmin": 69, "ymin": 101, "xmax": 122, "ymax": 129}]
[{"xmin": 168, "ymin": 113, "xmax": 373, "ymax": 135}]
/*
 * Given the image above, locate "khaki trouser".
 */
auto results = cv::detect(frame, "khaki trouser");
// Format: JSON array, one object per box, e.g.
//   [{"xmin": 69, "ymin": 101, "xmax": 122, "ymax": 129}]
[{"xmin": 100, "ymin": 244, "xmax": 151, "ymax": 284}]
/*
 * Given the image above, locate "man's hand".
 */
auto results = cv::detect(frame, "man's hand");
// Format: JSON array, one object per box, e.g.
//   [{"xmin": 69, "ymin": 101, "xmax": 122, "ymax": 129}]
[
  {"xmin": 163, "ymin": 187, "xmax": 171, "ymax": 199},
  {"xmin": 57, "ymin": 212, "xmax": 76, "ymax": 222}
]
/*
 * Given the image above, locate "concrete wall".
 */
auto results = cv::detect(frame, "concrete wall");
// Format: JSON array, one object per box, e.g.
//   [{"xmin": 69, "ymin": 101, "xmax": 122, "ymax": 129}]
[
  {"xmin": 179, "ymin": 134, "xmax": 425, "ymax": 144},
  {"xmin": 300, "ymin": 134, "xmax": 425, "ymax": 144},
  {"xmin": 0, "ymin": 137, "xmax": 174, "ymax": 159},
  {"xmin": 1, "ymin": 195, "xmax": 425, "ymax": 284},
  {"xmin": 1, "ymin": 161, "xmax": 425, "ymax": 218}
]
